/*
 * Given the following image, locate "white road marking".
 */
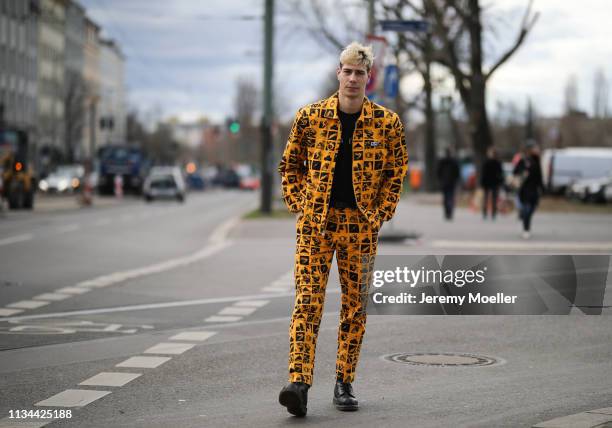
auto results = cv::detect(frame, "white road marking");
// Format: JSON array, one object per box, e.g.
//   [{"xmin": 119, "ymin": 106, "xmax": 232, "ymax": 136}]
[
  {"xmin": 0, "ymin": 208, "xmax": 247, "ymax": 321},
  {"xmin": 209, "ymin": 215, "xmax": 241, "ymax": 244},
  {"xmin": 2, "ymin": 290, "xmax": 338, "ymax": 323},
  {"xmin": 79, "ymin": 372, "xmax": 142, "ymax": 387},
  {"xmin": 32, "ymin": 293, "xmax": 71, "ymax": 301},
  {"xmin": 56, "ymin": 287, "xmax": 90, "ymax": 295},
  {"xmin": 0, "ymin": 308, "xmax": 24, "ymax": 317},
  {"xmin": 218, "ymin": 306, "xmax": 257, "ymax": 316},
  {"xmin": 234, "ymin": 300, "xmax": 270, "ymax": 308},
  {"xmin": 143, "ymin": 342, "xmax": 195, "ymax": 355},
  {"xmin": 430, "ymin": 240, "xmax": 612, "ymax": 251},
  {"xmin": 70, "ymin": 241, "xmax": 230, "ymax": 290},
  {"xmin": 7, "ymin": 300, "xmax": 49, "ymax": 310},
  {"xmin": 56, "ymin": 224, "xmax": 80, "ymax": 234},
  {"xmin": 35, "ymin": 389, "xmax": 111, "ymax": 407},
  {"xmin": 169, "ymin": 331, "xmax": 216, "ymax": 342},
  {"xmin": 116, "ymin": 356, "xmax": 171, "ymax": 368},
  {"xmin": 205, "ymin": 315, "xmax": 243, "ymax": 323},
  {"xmin": 0, "ymin": 233, "xmax": 33, "ymax": 246},
  {"xmin": 76, "ymin": 277, "xmax": 116, "ymax": 288}
]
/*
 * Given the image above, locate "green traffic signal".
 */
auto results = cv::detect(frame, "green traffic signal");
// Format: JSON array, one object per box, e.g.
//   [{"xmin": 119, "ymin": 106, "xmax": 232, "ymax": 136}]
[{"xmin": 229, "ymin": 121, "xmax": 240, "ymax": 134}]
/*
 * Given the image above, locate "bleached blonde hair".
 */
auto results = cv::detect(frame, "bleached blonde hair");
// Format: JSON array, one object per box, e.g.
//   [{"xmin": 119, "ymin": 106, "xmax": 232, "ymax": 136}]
[{"xmin": 339, "ymin": 41, "xmax": 374, "ymax": 71}]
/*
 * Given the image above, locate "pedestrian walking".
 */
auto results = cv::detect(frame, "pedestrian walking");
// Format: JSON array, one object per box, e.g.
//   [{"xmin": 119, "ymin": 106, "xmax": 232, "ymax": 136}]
[
  {"xmin": 513, "ymin": 141, "xmax": 544, "ymax": 239},
  {"xmin": 436, "ymin": 148, "xmax": 461, "ymax": 220},
  {"xmin": 114, "ymin": 174, "xmax": 123, "ymax": 198},
  {"xmin": 277, "ymin": 41, "xmax": 408, "ymax": 417},
  {"xmin": 480, "ymin": 147, "xmax": 504, "ymax": 220}
]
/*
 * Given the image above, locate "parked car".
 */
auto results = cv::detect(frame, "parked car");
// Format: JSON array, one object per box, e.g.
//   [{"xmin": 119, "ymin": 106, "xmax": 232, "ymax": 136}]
[
  {"xmin": 185, "ymin": 171, "xmax": 206, "ymax": 190},
  {"xmin": 567, "ymin": 174, "xmax": 612, "ymax": 203},
  {"xmin": 143, "ymin": 166, "xmax": 186, "ymax": 203},
  {"xmin": 213, "ymin": 167, "xmax": 241, "ymax": 188},
  {"xmin": 542, "ymin": 147, "xmax": 612, "ymax": 194},
  {"xmin": 38, "ymin": 165, "xmax": 84, "ymax": 194}
]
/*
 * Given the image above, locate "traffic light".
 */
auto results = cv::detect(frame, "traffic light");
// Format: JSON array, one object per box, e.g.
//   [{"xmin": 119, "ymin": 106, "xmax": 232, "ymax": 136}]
[
  {"xmin": 226, "ymin": 118, "xmax": 240, "ymax": 134},
  {"xmin": 229, "ymin": 120, "xmax": 240, "ymax": 134}
]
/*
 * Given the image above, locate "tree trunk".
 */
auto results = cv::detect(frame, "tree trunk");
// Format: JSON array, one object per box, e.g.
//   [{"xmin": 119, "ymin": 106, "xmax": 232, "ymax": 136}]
[
  {"xmin": 469, "ymin": 0, "xmax": 492, "ymax": 181},
  {"xmin": 424, "ymin": 57, "xmax": 437, "ymax": 192}
]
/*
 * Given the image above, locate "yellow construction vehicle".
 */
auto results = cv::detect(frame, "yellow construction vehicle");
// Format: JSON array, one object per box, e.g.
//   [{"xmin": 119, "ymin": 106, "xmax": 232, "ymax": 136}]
[{"xmin": 0, "ymin": 128, "xmax": 35, "ymax": 210}]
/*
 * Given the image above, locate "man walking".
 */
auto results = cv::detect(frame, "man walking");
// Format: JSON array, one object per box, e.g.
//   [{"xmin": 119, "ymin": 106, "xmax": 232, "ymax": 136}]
[
  {"xmin": 436, "ymin": 148, "xmax": 461, "ymax": 220},
  {"xmin": 480, "ymin": 147, "xmax": 504, "ymax": 220},
  {"xmin": 277, "ymin": 41, "xmax": 408, "ymax": 417}
]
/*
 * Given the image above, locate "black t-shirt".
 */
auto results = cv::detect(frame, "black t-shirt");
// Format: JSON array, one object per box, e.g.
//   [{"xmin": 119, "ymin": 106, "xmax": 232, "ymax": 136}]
[{"xmin": 329, "ymin": 109, "xmax": 360, "ymax": 208}]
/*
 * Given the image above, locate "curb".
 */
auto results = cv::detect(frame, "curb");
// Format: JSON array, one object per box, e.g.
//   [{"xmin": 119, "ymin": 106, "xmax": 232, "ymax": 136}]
[{"xmin": 533, "ymin": 407, "xmax": 612, "ymax": 428}]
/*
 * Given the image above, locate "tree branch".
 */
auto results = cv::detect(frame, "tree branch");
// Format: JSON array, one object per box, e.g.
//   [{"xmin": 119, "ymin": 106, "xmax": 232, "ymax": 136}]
[{"xmin": 485, "ymin": 0, "xmax": 539, "ymax": 81}]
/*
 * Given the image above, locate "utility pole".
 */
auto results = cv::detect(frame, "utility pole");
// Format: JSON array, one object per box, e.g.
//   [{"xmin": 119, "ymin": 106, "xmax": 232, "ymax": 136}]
[
  {"xmin": 260, "ymin": 0, "xmax": 274, "ymax": 214},
  {"xmin": 367, "ymin": 0, "xmax": 375, "ymax": 34}
]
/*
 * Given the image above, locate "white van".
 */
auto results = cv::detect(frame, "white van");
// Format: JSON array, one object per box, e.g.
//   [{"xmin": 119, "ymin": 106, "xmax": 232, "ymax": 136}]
[{"xmin": 542, "ymin": 147, "xmax": 612, "ymax": 193}]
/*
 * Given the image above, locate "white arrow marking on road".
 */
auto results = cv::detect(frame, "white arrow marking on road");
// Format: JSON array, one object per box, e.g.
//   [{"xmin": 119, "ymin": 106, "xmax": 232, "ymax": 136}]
[{"xmin": 0, "ymin": 233, "xmax": 33, "ymax": 246}]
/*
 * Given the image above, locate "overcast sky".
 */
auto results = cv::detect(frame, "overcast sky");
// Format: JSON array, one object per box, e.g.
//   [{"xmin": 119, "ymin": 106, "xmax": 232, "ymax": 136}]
[{"xmin": 80, "ymin": 0, "xmax": 611, "ymax": 124}]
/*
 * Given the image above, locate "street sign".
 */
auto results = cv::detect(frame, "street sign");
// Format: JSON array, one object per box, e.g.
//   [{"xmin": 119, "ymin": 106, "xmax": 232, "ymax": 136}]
[
  {"xmin": 384, "ymin": 65, "xmax": 399, "ymax": 98},
  {"xmin": 380, "ymin": 19, "xmax": 429, "ymax": 33}
]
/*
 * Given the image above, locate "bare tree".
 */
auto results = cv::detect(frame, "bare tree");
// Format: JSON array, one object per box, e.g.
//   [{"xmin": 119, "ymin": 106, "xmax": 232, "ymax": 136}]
[
  {"xmin": 565, "ymin": 74, "xmax": 579, "ymax": 114},
  {"xmin": 423, "ymin": 0, "xmax": 539, "ymax": 178},
  {"xmin": 288, "ymin": 0, "xmax": 538, "ymax": 185},
  {"xmin": 64, "ymin": 72, "xmax": 86, "ymax": 163},
  {"xmin": 232, "ymin": 76, "xmax": 260, "ymax": 164},
  {"xmin": 593, "ymin": 68, "xmax": 609, "ymax": 118}
]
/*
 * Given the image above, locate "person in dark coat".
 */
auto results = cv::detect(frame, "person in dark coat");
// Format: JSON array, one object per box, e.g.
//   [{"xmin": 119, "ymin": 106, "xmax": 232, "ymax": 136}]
[
  {"xmin": 513, "ymin": 142, "xmax": 544, "ymax": 239},
  {"xmin": 436, "ymin": 148, "xmax": 461, "ymax": 220},
  {"xmin": 480, "ymin": 147, "xmax": 504, "ymax": 220}
]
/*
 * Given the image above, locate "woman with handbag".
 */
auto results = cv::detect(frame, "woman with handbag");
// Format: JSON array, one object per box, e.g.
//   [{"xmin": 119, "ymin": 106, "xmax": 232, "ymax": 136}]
[{"xmin": 513, "ymin": 141, "xmax": 545, "ymax": 239}]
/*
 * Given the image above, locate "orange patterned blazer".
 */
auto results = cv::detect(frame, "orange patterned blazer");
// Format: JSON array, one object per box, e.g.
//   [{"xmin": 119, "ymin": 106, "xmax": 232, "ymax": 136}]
[{"xmin": 279, "ymin": 92, "xmax": 408, "ymax": 234}]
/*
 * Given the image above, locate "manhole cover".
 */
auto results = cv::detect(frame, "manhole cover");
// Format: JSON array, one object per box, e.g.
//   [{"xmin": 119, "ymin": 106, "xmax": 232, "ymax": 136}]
[{"xmin": 383, "ymin": 352, "xmax": 500, "ymax": 367}]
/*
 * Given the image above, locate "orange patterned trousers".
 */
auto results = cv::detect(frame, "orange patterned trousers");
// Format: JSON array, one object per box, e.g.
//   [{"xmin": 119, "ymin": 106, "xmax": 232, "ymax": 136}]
[{"xmin": 288, "ymin": 207, "xmax": 378, "ymax": 385}]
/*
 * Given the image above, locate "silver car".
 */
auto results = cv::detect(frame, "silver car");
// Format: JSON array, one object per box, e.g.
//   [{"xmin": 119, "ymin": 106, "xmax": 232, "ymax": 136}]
[{"xmin": 143, "ymin": 166, "xmax": 186, "ymax": 203}]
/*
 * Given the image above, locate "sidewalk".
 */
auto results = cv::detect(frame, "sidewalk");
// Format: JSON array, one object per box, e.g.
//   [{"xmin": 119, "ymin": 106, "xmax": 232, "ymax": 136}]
[
  {"xmin": 237, "ymin": 196, "xmax": 612, "ymax": 252},
  {"xmin": 33, "ymin": 194, "xmax": 139, "ymax": 213},
  {"xmin": 235, "ymin": 199, "xmax": 612, "ymax": 428}
]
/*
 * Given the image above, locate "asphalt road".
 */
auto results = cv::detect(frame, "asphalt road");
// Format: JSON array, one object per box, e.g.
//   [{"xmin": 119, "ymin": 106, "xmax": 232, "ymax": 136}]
[{"xmin": 1, "ymin": 191, "xmax": 611, "ymax": 428}]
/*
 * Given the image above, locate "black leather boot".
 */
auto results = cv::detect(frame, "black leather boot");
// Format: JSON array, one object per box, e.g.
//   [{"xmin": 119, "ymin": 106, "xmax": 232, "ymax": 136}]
[
  {"xmin": 333, "ymin": 380, "xmax": 359, "ymax": 411},
  {"xmin": 279, "ymin": 382, "xmax": 309, "ymax": 417}
]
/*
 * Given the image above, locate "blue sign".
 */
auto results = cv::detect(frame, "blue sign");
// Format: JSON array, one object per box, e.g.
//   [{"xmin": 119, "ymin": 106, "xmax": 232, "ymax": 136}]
[
  {"xmin": 380, "ymin": 19, "xmax": 429, "ymax": 33},
  {"xmin": 384, "ymin": 65, "xmax": 399, "ymax": 98}
]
